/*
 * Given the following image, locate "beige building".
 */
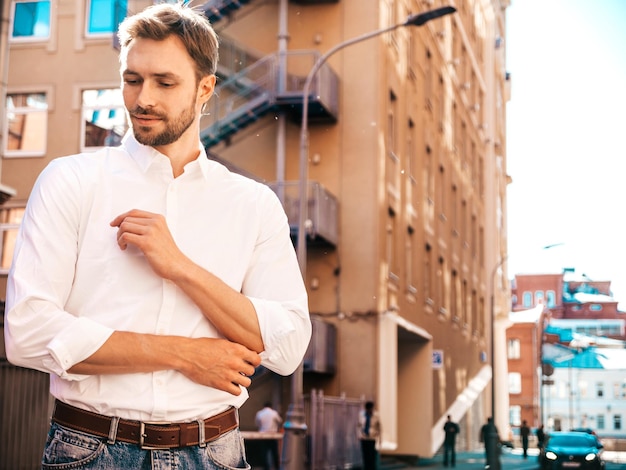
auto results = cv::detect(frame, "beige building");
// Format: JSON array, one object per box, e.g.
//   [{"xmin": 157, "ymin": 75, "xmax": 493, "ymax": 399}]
[{"xmin": 0, "ymin": 0, "xmax": 511, "ymax": 462}]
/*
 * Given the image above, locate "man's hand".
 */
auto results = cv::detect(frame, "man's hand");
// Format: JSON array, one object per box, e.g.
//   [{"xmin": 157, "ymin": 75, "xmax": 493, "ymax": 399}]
[
  {"xmin": 110, "ymin": 209, "xmax": 186, "ymax": 279},
  {"xmin": 177, "ymin": 337, "xmax": 262, "ymax": 395}
]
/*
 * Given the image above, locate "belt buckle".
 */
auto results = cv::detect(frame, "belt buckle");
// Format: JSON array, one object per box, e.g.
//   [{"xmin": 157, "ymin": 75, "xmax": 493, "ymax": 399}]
[{"xmin": 139, "ymin": 421, "xmax": 172, "ymax": 450}]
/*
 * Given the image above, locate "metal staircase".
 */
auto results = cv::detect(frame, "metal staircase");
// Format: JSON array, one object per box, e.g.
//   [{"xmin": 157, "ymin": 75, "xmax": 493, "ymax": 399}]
[
  {"xmin": 200, "ymin": 0, "xmax": 252, "ymax": 23},
  {"xmin": 200, "ymin": 50, "xmax": 338, "ymax": 148},
  {"xmin": 200, "ymin": 0, "xmax": 338, "ymax": 23}
]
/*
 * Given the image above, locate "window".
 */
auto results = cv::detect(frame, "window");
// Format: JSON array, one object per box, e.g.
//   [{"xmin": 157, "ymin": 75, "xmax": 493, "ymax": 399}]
[
  {"xmin": 81, "ymin": 89, "xmax": 127, "ymax": 150},
  {"xmin": 597, "ymin": 414, "xmax": 605, "ymax": 430},
  {"xmin": 509, "ymin": 406, "xmax": 521, "ymax": 427},
  {"xmin": 450, "ymin": 270, "xmax": 458, "ymax": 320},
  {"xmin": 614, "ymin": 415, "xmax": 622, "ymax": 431},
  {"xmin": 424, "ymin": 244, "xmax": 432, "ymax": 305},
  {"xmin": 508, "ymin": 372, "xmax": 522, "ymax": 394},
  {"xmin": 522, "ymin": 291, "xmax": 532, "ymax": 308},
  {"xmin": 507, "ymin": 339, "xmax": 521, "ymax": 359},
  {"xmin": 535, "ymin": 290, "xmax": 544, "ymax": 305},
  {"xmin": 11, "ymin": 0, "xmax": 51, "ymax": 41},
  {"xmin": 4, "ymin": 92, "xmax": 48, "ymax": 157},
  {"xmin": 386, "ymin": 208, "xmax": 398, "ymax": 284},
  {"xmin": 546, "ymin": 290, "xmax": 556, "ymax": 307},
  {"xmin": 437, "ymin": 257, "xmax": 446, "ymax": 315},
  {"xmin": 86, "ymin": 0, "xmax": 127, "ymax": 36},
  {"xmin": 597, "ymin": 382, "xmax": 604, "ymax": 398},
  {"xmin": 0, "ymin": 207, "xmax": 25, "ymax": 273},
  {"xmin": 590, "ymin": 304, "xmax": 603, "ymax": 311}
]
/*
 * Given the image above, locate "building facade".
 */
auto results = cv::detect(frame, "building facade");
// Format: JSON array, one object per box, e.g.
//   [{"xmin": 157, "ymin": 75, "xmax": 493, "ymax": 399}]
[
  {"xmin": 509, "ymin": 270, "xmax": 626, "ymax": 441},
  {"xmin": 506, "ymin": 305, "xmax": 545, "ymax": 434},
  {"xmin": 0, "ymin": 0, "xmax": 511, "ymax": 462}
]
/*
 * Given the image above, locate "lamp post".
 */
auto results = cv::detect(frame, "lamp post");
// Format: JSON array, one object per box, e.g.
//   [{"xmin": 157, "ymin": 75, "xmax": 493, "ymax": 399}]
[
  {"xmin": 487, "ymin": 255, "xmax": 507, "ymax": 470},
  {"xmin": 281, "ymin": 6, "xmax": 457, "ymax": 470}
]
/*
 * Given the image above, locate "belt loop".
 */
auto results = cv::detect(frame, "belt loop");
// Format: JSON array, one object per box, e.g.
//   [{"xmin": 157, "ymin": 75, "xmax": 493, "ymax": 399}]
[
  {"xmin": 197, "ymin": 419, "xmax": 206, "ymax": 448},
  {"xmin": 107, "ymin": 416, "xmax": 120, "ymax": 444}
]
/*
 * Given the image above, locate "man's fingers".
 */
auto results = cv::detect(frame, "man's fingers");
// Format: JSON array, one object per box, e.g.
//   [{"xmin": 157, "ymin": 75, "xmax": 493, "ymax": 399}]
[{"xmin": 110, "ymin": 209, "xmax": 160, "ymax": 227}]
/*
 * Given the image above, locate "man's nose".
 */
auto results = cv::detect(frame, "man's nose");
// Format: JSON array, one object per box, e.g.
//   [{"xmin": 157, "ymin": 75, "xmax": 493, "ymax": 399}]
[{"xmin": 135, "ymin": 83, "xmax": 157, "ymax": 109}]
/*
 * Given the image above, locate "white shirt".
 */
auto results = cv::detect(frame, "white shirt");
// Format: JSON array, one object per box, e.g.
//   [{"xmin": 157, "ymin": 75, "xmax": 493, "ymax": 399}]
[
  {"xmin": 357, "ymin": 409, "xmax": 381, "ymax": 440},
  {"xmin": 5, "ymin": 133, "xmax": 311, "ymax": 422},
  {"xmin": 255, "ymin": 406, "xmax": 283, "ymax": 432}
]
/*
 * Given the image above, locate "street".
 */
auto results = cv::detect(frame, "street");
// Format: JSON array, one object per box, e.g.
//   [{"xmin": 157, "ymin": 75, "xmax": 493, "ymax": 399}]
[{"xmin": 398, "ymin": 448, "xmax": 626, "ymax": 469}]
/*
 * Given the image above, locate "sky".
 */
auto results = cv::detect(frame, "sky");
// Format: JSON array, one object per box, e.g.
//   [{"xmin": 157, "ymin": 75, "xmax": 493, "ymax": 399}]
[{"xmin": 505, "ymin": 0, "xmax": 626, "ymax": 307}]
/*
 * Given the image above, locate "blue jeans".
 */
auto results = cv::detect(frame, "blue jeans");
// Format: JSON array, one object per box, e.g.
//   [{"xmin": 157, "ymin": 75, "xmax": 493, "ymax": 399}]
[{"xmin": 41, "ymin": 421, "xmax": 251, "ymax": 469}]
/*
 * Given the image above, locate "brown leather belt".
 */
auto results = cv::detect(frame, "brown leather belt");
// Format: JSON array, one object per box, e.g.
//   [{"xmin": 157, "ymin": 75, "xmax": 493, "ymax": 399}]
[{"xmin": 52, "ymin": 400, "xmax": 238, "ymax": 449}]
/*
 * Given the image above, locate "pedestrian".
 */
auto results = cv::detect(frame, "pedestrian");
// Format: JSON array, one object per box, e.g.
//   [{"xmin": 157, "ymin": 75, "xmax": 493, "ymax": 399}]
[
  {"xmin": 536, "ymin": 424, "xmax": 546, "ymax": 450},
  {"xmin": 4, "ymin": 3, "xmax": 311, "ymax": 469},
  {"xmin": 255, "ymin": 402, "xmax": 283, "ymax": 470},
  {"xmin": 358, "ymin": 401, "xmax": 381, "ymax": 470},
  {"xmin": 479, "ymin": 417, "xmax": 500, "ymax": 466},
  {"xmin": 520, "ymin": 420, "xmax": 530, "ymax": 459},
  {"xmin": 442, "ymin": 415, "xmax": 460, "ymax": 467}
]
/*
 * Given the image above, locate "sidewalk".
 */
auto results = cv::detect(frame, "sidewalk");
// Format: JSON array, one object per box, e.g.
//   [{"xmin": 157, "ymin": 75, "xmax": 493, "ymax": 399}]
[{"xmin": 391, "ymin": 448, "xmax": 541, "ymax": 469}]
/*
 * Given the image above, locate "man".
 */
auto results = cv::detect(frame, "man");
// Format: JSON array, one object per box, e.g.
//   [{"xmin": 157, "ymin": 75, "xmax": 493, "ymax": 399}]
[
  {"xmin": 442, "ymin": 415, "xmax": 460, "ymax": 467},
  {"xmin": 480, "ymin": 417, "xmax": 500, "ymax": 466},
  {"xmin": 255, "ymin": 402, "xmax": 283, "ymax": 470},
  {"xmin": 357, "ymin": 401, "xmax": 381, "ymax": 470},
  {"xmin": 520, "ymin": 420, "xmax": 530, "ymax": 459},
  {"xmin": 536, "ymin": 424, "xmax": 546, "ymax": 450},
  {"xmin": 4, "ymin": 3, "xmax": 310, "ymax": 469}
]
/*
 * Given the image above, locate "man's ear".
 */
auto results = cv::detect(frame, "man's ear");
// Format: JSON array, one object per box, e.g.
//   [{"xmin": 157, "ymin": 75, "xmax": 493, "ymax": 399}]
[{"xmin": 199, "ymin": 74, "xmax": 217, "ymax": 104}]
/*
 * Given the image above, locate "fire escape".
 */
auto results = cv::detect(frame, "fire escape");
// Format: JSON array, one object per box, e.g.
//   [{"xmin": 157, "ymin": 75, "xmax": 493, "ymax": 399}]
[{"xmin": 199, "ymin": 0, "xmax": 339, "ymax": 249}]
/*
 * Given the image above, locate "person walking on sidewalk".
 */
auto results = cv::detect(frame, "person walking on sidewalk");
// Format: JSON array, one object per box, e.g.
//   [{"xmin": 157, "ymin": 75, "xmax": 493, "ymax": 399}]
[
  {"xmin": 536, "ymin": 424, "xmax": 546, "ymax": 451},
  {"xmin": 442, "ymin": 415, "xmax": 460, "ymax": 467},
  {"xmin": 520, "ymin": 420, "xmax": 531, "ymax": 459},
  {"xmin": 480, "ymin": 417, "xmax": 500, "ymax": 466},
  {"xmin": 358, "ymin": 401, "xmax": 381, "ymax": 470}
]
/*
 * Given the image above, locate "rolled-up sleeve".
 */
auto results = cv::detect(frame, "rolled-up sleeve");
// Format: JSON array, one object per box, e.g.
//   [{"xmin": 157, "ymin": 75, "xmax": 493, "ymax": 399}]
[
  {"xmin": 243, "ymin": 186, "xmax": 311, "ymax": 376},
  {"xmin": 4, "ymin": 159, "xmax": 113, "ymax": 378}
]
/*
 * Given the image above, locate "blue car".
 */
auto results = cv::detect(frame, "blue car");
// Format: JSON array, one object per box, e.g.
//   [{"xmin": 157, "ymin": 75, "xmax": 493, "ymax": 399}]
[{"xmin": 539, "ymin": 431, "xmax": 605, "ymax": 470}]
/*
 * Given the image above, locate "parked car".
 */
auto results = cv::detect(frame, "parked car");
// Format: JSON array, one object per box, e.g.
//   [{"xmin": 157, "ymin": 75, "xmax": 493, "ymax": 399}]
[
  {"xmin": 539, "ymin": 431, "xmax": 605, "ymax": 470},
  {"xmin": 571, "ymin": 427, "xmax": 598, "ymax": 436}
]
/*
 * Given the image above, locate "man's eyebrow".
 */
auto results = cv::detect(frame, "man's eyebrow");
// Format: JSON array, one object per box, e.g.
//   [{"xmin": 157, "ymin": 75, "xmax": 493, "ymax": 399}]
[{"xmin": 122, "ymin": 69, "xmax": 181, "ymax": 80}]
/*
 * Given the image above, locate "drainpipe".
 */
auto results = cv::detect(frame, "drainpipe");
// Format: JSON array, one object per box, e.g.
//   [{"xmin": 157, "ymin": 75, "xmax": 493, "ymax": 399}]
[
  {"xmin": 275, "ymin": 0, "xmax": 288, "ymax": 203},
  {"xmin": 0, "ymin": 0, "xmax": 17, "ymax": 203}
]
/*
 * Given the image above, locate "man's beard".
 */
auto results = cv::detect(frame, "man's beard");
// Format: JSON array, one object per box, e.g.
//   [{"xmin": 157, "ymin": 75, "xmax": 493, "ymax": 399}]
[{"xmin": 130, "ymin": 99, "xmax": 196, "ymax": 147}]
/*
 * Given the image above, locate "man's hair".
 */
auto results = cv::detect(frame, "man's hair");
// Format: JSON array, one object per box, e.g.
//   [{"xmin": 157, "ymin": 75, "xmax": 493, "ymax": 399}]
[{"xmin": 117, "ymin": 2, "xmax": 219, "ymax": 81}]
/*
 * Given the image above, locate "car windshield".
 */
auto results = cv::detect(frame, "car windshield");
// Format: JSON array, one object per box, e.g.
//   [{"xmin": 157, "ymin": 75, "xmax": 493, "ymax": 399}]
[{"xmin": 549, "ymin": 435, "xmax": 595, "ymax": 447}]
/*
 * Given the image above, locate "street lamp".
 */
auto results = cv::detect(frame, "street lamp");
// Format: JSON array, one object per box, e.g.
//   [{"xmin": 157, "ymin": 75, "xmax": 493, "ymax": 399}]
[
  {"xmin": 487, "ymin": 255, "xmax": 507, "ymax": 470},
  {"xmin": 281, "ymin": 6, "xmax": 457, "ymax": 470}
]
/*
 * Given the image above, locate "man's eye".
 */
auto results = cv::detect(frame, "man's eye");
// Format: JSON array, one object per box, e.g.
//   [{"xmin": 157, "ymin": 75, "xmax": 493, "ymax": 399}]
[{"xmin": 160, "ymin": 82, "xmax": 174, "ymax": 88}]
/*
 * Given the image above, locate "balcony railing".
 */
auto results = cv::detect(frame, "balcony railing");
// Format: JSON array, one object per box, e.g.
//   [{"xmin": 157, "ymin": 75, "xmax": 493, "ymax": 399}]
[{"xmin": 268, "ymin": 181, "xmax": 338, "ymax": 248}]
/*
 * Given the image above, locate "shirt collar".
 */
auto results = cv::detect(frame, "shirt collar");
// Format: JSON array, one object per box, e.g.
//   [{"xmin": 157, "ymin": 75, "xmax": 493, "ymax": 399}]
[{"xmin": 121, "ymin": 131, "xmax": 212, "ymax": 180}]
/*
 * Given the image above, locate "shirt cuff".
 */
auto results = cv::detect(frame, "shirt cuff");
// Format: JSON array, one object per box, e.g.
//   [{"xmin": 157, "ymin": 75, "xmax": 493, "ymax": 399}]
[
  {"xmin": 45, "ymin": 317, "xmax": 115, "ymax": 380},
  {"xmin": 250, "ymin": 295, "xmax": 311, "ymax": 376}
]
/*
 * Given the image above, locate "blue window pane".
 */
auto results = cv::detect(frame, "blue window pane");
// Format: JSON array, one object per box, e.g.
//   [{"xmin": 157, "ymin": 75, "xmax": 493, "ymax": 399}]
[
  {"xmin": 88, "ymin": 0, "xmax": 127, "ymax": 34},
  {"xmin": 12, "ymin": 1, "xmax": 51, "ymax": 38}
]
